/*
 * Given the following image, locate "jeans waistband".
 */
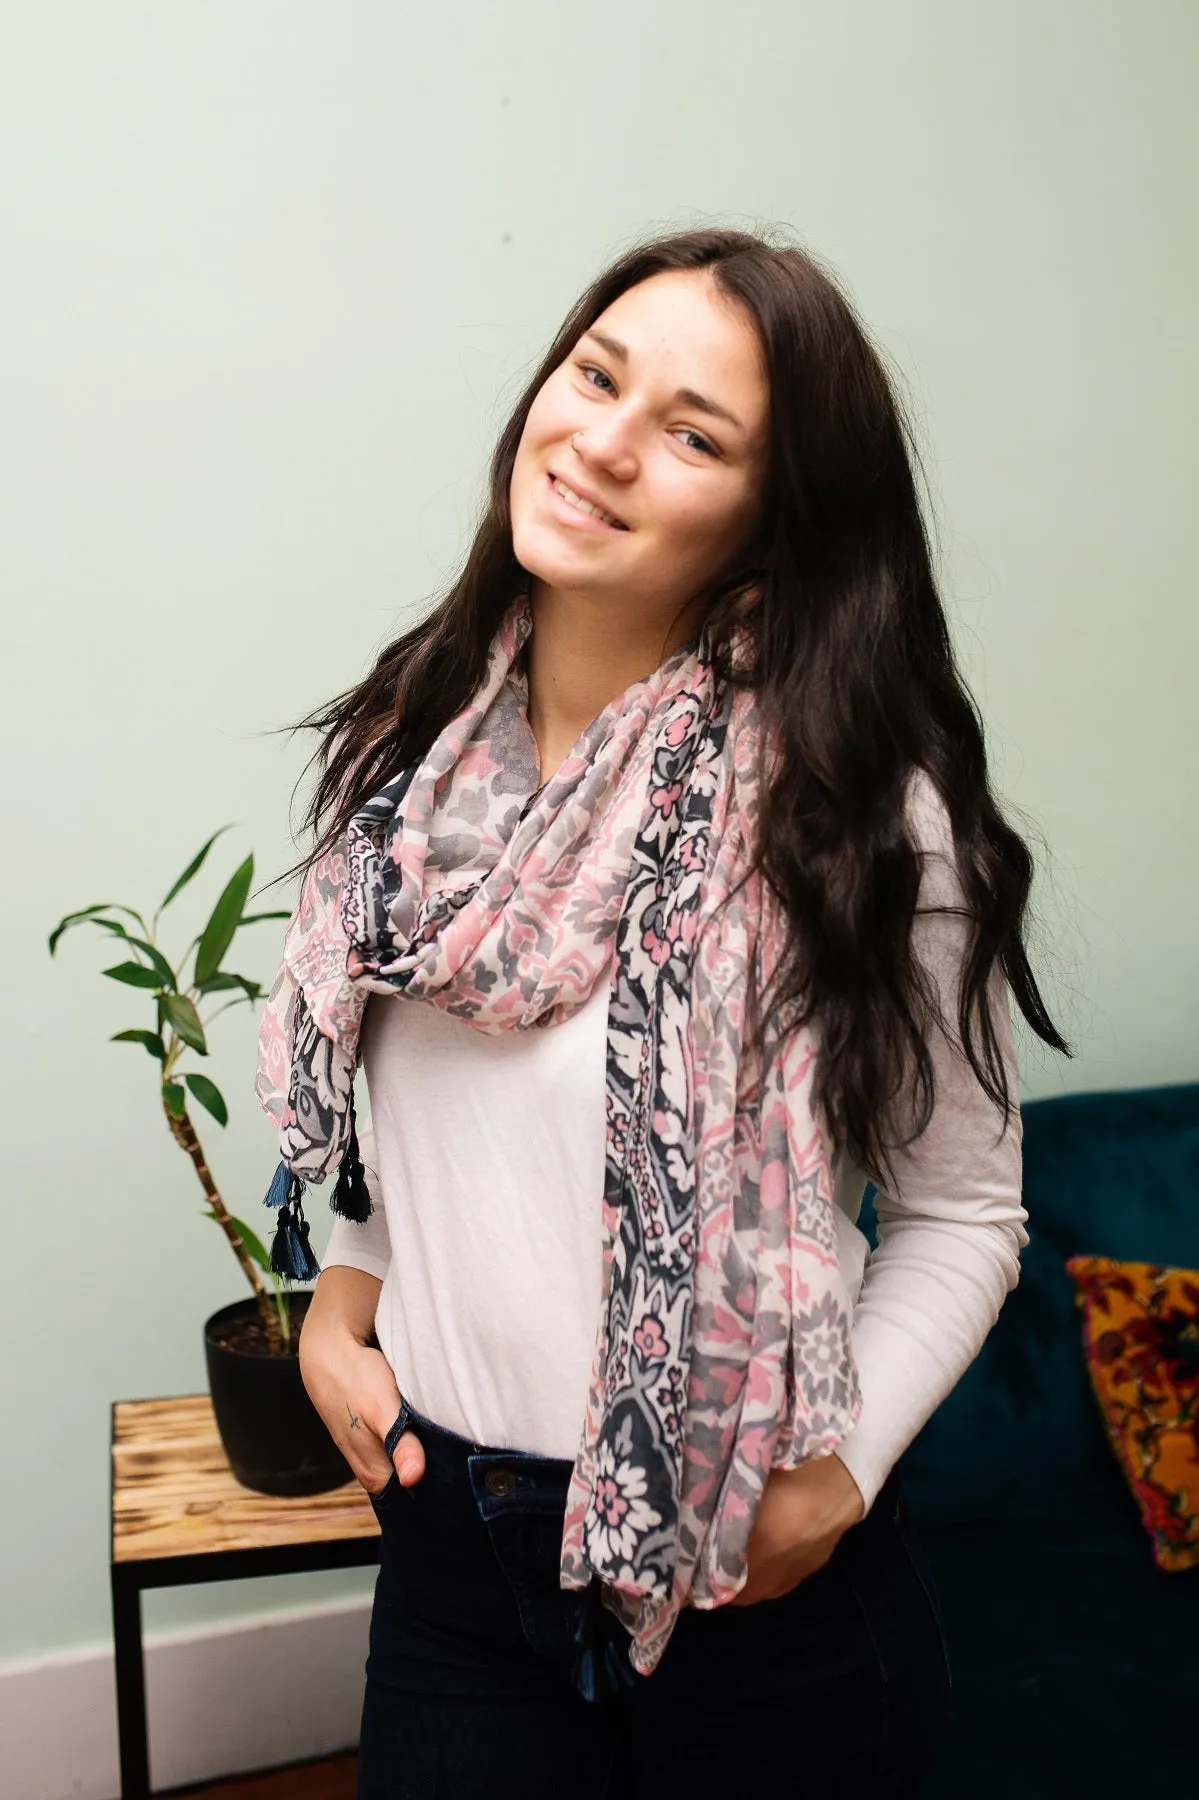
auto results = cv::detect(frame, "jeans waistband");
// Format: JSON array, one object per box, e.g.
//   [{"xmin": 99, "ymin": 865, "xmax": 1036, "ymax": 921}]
[
  {"xmin": 383, "ymin": 1395, "xmax": 905, "ymax": 1530},
  {"xmin": 384, "ymin": 1396, "xmax": 579, "ymax": 1520}
]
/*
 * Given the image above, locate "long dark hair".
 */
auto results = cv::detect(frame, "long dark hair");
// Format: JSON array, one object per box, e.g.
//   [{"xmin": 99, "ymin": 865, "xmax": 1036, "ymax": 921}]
[{"xmin": 285, "ymin": 224, "xmax": 1070, "ymax": 1186}]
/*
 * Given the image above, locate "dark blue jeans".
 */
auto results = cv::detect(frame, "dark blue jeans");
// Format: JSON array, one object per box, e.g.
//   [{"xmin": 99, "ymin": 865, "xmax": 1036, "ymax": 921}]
[{"xmin": 357, "ymin": 1398, "xmax": 953, "ymax": 1799}]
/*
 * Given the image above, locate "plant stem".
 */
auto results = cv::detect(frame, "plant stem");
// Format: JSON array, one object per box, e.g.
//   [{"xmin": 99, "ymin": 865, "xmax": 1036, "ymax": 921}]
[{"xmin": 163, "ymin": 1096, "xmax": 283, "ymax": 1352}]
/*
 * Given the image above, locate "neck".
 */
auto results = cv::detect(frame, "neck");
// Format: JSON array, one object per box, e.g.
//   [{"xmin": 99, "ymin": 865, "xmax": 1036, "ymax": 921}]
[{"xmin": 522, "ymin": 580, "xmax": 699, "ymax": 784}]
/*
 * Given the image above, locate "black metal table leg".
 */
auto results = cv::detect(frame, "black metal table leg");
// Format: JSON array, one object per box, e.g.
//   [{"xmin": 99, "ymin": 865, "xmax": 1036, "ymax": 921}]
[{"xmin": 111, "ymin": 1563, "xmax": 150, "ymax": 1800}]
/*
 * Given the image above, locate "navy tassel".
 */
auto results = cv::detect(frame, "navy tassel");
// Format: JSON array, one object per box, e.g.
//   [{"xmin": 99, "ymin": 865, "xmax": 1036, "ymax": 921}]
[
  {"xmin": 331, "ymin": 1093, "xmax": 373, "ymax": 1223},
  {"xmin": 570, "ymin": 1578, "xmax": 638, "ymax": 1705},
  {"xmin": 268, "ymin": 1196, "xmax": 321, "ymax": 1282},
  {"xmin": 263, "ymin": 1159, "xmax": 293, "ymax": 1210},
  {"xmin": 289, "ymin": 1207, "xmax": 321, "ymax": 1281},
  {"xmin": 267, "ymin": 1203, "xmax": 295, "ymax": 1276},
  {"xmin": 263, "ymin": 1158, "xmax": 317, "ymax": 1277}
]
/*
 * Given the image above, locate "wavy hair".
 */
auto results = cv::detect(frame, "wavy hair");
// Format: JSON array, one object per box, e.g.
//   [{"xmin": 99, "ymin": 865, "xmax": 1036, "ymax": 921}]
[{"xmin": 285, "ymin": 224, "xmax": 1070, "ymax": 1186}]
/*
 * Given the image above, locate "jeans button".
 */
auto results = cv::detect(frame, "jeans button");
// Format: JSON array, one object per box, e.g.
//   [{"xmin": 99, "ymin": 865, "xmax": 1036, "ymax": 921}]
[{"xmin": 485, "ymin": 1468, "xmax": 516, "ymax": 1496}]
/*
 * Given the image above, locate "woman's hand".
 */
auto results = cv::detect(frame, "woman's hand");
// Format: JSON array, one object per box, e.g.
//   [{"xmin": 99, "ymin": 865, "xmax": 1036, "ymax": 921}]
[
  {"xmin": 728, "ymin": 1450, "xmax": 866, "ymax": 1606},
  {"xmin": 298, "ymin": 1266, "xmax": 427, "ymax": 1494}
]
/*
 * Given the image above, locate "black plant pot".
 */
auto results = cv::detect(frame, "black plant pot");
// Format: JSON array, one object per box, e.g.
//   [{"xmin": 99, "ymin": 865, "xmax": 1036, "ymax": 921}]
[{"xmin": 204, "ymin": 1295, "xmax": 353, "ymax": 1496}]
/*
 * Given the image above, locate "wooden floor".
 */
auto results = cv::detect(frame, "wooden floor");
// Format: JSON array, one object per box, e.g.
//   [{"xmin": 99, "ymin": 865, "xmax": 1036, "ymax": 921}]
[{"xmin": 169, "ymin": 1752, "xmax": 357, "ymax": 1799}]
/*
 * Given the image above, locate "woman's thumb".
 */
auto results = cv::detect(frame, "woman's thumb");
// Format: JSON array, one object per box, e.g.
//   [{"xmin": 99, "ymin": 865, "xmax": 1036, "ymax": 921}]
[{"xmin": 393, "ymin": 1427, "xmax": 426, "ymax": 1486}]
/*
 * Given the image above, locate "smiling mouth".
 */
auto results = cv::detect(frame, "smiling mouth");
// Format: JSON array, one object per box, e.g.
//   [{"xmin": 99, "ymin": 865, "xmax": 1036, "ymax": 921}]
[{"xmin": 547, "ymin": 472, "xmax": 630, "ymax": 530}]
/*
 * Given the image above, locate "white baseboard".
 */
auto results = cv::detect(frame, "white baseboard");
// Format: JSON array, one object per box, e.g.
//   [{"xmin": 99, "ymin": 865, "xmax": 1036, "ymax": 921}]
[{"xmin": 0, "ymin": 1596, "xmax": 372, "ymax": 1800}]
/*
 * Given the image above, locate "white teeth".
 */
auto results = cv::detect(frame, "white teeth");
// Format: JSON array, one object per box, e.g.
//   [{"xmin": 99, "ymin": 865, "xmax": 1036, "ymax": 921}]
[{"xmin": 552, "ymin": 478, "xmax": 623, "ymax": 528}]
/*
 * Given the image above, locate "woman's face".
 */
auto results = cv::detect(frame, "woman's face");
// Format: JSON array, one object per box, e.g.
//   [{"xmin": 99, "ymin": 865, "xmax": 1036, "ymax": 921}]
[{"xmin": 509, "ymin": 268, "xmax": 770, "ymax": 634}]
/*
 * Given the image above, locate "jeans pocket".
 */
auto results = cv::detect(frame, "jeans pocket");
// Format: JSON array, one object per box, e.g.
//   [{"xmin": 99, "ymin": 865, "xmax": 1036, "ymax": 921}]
[{"xmin": 367, "ymin": 1470, "xmax": 401, "ymax": 1512}]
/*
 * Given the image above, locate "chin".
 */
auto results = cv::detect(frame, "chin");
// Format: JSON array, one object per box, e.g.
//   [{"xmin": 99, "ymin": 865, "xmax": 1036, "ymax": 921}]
[{"xmin": 510, "ymin": 519, "xmax": 597, "ymax": 592}]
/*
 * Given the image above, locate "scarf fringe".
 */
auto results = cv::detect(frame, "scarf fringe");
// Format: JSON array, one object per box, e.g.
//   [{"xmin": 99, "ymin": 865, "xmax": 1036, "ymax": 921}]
[
  {"xmin": 267, "ymin": 1194, "xmax": 321, "ymax": 1282},
  {"xmin": 569, "ymin": 1578, "xmax": 639, "ymax": 1704},
  {"xmin": 260, "ymin": 1089, "xmax": 373, "ymax": 1280},
  {"xmin": 263, "ymin": 1160, "xmax": 293, "ymax": 1211},
  {"xmin": 331, "ymin": 1091, "xmax": 373, "ymax": 1223}
]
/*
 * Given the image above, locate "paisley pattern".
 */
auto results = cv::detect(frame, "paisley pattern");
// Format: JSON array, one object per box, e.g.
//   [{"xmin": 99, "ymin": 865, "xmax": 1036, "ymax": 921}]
[{"xmin": 255, "ymin": 580, "xmax": 863, "ymax": 1675}]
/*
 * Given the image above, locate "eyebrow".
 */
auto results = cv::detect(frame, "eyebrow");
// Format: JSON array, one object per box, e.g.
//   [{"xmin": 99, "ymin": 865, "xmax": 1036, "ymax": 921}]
[{"xmin": 581, "ymin": 328, "xmax": 747, "ymax": 436}]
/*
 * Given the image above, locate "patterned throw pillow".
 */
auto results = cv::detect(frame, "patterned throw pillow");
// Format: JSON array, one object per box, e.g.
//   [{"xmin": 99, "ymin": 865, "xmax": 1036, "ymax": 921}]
[{"xmin": 1065, "ymin": 1255, "xmax": 1199, "ymax": 1572}]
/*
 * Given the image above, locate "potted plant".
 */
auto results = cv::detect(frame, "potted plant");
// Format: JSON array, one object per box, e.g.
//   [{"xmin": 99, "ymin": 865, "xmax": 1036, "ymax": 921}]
[{"xmin": 49, "ymin": 828, "xmax": 352, "ymax": 1497}]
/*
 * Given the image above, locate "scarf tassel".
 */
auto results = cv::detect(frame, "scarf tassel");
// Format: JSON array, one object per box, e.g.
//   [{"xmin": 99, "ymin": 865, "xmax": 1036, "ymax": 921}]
[
  {"xmin": 262, "ymin": 1162, "xmax": 321, "ymax": 1282},
  {"xmin": 569, "ymin": 1578, "xmax": 638, "ymax": 1705},
  {"xmin": 331, "ymin": 1097, "xmax": 373, "ymax": 1224},
  {"xmin": 263, "ymin": 1159, "xmax": 293, "ymax": 1211},
  {"xmin": 267, "ymin": 1195, "xmax": 321, "ymax": 1282}
]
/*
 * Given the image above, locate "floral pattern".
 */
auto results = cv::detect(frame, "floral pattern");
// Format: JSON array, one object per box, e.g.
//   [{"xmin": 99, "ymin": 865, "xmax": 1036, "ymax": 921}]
[
  {"xmin": 256, "ymin": 578, "xmax": 863, "ymax": 1674},
  {"xmin": 1066, "ymin": 1254, "xmax": 1199, "ymax": 1572}
]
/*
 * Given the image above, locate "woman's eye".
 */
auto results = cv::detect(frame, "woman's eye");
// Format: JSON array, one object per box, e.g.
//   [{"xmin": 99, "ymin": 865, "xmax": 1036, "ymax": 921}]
[
  {"xmin": 578, "ymin": 361, "xmax": 616, "ymax": 394},
  {"xmin": 575, "ymin": 362, "xmax": 718, "ymax": 457},
  {"xmin": 677, "ymin": 428, "xmax": 717, "ymax": 457}
]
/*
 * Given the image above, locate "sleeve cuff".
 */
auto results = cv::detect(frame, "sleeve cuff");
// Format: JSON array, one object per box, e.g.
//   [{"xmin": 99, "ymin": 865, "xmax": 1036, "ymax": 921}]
[
  {"xmin": 319, "ymin": 1242, "xmax": 391, "ymax": 1284},
  {"xmin": 831, "ymin": 1432, "xmax": 889, "ymax": 1518}
]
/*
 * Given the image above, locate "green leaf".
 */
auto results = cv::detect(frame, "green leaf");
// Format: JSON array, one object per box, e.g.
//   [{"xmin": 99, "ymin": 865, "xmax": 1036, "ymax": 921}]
[
  {"xmin": 197, "ymin": 971, "xmax": 262, "ymax": 1000},
  {"xmin": 239, "ymin": 911, "xmax": 290, "ymax": 926},
  {"xmin": 194, "ymin": 854, "xmax": 255, "ymax": 986},
  {"xmin": 159, "ymin": 826, "xmax": 234, "ymax": 913},
  {"xmin": 103, "ymin": 962, "xmax": 165, "ymax": 989},
  {"xmin": 163, "ymin": 1080, "xmax": 186, "ymax": 1118},
  {"xmin": 95, "ymin": 931, "xmax": 175, "ymax": 988},
  {"xmin": 162, "ymin": 993, "xmax": 207, "ymax": 1054},
  {"xmin": 119, "ymin": 936, "xmax": 177, "ymax": 990},
  {"xmin": 49, "ymin": 904, "xmax": 113, "ymax": 953},
  {"xmin": 184, "ymin": 1072, "xmax": 228, "ymax": 1126},
  {"xmin": 226, "ymin": 1214, "xmax": 271, "ymax": 1272},
  {"xmin": 48, "ymin": 903, "xmax": 148, "ymax": 955},
  {"xmin": 111, "ymin": 1029, "xmax": 166, "ymax": 1061}
]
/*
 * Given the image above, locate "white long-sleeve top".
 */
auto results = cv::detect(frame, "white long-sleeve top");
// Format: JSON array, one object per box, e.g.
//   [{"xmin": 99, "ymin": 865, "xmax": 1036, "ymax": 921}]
[{"xmin": 323, "ymin": 774, "xmax": 1028, "ymax": 1515}]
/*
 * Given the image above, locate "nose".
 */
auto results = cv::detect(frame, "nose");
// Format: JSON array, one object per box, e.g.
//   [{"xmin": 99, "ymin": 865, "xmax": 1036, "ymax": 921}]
[{"xmin": 572, "ymin": 415, "xmax": 639, "ymax": 484}]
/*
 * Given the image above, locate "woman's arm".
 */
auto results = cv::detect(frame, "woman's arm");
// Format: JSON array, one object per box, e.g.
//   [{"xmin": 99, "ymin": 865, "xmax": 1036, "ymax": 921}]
[
  {"xmin": 831, "ymin": 770, "xmax": 1028, "ymax": 1515},
  {"xmin": 299, "ymin": 1121, "xmax": 427, "ymax": 1489},
  {"xmin": 733, "ymin": 771, "xmax": 1028, "ymax": 1602}
]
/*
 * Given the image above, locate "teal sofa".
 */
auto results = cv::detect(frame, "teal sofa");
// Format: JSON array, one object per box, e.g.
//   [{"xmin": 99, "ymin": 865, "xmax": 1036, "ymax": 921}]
[{"xmin": 860, "ymin": 1082, "xmax": 1199, "ymax": 1798}]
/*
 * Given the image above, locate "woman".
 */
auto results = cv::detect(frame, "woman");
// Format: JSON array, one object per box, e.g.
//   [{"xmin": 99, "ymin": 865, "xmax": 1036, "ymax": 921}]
[{"xmin": 255, "ymin": 225, "xmax": 1069, "ymax": 1799}]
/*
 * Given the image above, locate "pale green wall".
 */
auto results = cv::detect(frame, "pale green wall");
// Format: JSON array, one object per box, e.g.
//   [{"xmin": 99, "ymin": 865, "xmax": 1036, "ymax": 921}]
[{"xmin": 2, "ymin": 2, "xmax": 1195, "ymax": 1662}]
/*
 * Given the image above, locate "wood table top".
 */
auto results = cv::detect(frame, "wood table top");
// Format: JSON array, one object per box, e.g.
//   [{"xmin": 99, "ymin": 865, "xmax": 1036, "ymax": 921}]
[{"xmin": 112, "ymin": 1395, "xmax": 381, "ymax": 1564}]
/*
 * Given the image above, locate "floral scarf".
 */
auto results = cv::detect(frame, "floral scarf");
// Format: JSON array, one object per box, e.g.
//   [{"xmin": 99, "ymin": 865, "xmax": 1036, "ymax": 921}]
[{"xmin": 254, "ymin": 580, "xmax": 863, "ymax": 1680}]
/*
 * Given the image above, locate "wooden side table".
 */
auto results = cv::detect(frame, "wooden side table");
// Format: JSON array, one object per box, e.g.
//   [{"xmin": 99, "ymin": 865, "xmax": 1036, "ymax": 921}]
[{"xmin": 110, "ymin": 1395, "xmax": 381, "ymax": 1800}]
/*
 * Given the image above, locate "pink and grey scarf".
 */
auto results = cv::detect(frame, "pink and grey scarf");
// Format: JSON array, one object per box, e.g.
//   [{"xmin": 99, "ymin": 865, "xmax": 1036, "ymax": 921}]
[{"xmin": 255, "ymin": 581, "xmax": 863, "ymax": 1680}]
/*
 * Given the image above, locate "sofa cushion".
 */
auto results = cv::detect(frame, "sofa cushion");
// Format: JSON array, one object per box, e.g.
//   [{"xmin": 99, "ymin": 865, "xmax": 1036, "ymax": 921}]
[{"xmin": 1065, "ymin": 1254, "xmax": 1199, "ymax": 1571}]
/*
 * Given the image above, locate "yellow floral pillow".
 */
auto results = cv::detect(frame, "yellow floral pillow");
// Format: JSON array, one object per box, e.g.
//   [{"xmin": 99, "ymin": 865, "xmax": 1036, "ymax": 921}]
[{"xmin": 1065, "ymin": 1255, "xmax": 1199, "ymax": 1572}]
